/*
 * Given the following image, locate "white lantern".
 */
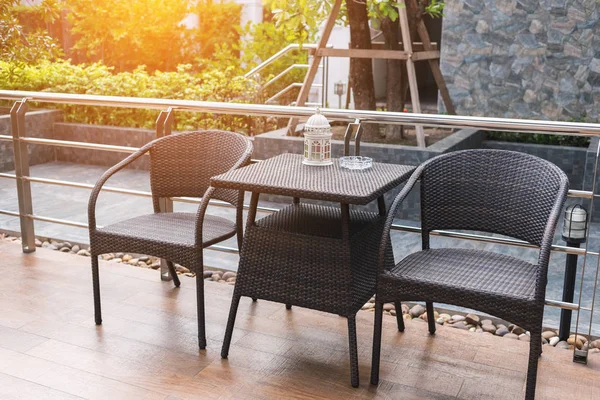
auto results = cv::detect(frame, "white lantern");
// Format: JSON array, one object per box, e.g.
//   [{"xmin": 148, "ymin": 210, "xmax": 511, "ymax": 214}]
[{"xmin": 303, "ymin": 109, "xmax": 333, "ymax": 166}]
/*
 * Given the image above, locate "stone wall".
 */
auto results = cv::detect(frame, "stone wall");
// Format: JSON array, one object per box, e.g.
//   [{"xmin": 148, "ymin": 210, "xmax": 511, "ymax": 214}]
[
  {"xmin": 440, "ymin": 0, "xmax": 600, "ymax": 121},
  {"xmin": 0, "ymin": 110, "xmax": 62, "ymax": 172},
  {"xmin": 53, "ymin": 123, "xmax": 155, "ymax": 170}
]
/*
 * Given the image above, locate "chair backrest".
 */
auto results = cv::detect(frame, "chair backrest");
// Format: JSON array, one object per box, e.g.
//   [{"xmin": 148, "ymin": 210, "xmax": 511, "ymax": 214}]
[
  {"xmin": 420, "ymin": 149, "xmax": 569, "ymax": 248},
  {"xmin": 149, "ymin": 130, "xmax": 252, "ymax": 208}
]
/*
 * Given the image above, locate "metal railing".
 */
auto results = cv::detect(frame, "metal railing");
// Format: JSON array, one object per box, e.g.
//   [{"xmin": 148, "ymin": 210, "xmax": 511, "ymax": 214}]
[
  {"xmin": 1, "ymin": 90, "xmax": 600, "ymax": 359},
  {"xmin": 243, "ymin": 44, "xmax": 330, "ymax": 107}
]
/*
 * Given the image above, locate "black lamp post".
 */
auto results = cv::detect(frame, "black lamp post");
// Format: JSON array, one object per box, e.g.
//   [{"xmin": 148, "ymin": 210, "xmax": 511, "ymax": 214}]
[
  {"xmin": 334, "ymin": 81, "xmax": 346, "ymax": 109},
  {"xmin": 558, "ymin": 204, "xmax": 588, "ymax": 341}
]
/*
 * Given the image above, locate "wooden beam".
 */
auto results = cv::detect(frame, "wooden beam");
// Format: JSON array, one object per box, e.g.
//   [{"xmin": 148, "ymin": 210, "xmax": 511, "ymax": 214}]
[
  {"xmin": 407, "ymin": 0, "xmax": 456, "ymax": 115},
  {"xmin": 316, "ymin": 48, "xmax": 409, "ymax": 60},
  {"xmin": 411, "ymin": 50, "xmax": 441, "ymax": 61},
  {"xmin": 310, "ymin": 48, "xmax": 439, "ymax": 61},
  {"xmin": 371, "ymin": 42, "xmax": 438, "ymax": 51},
  {"xmin": 287, "ymin": 0, "xmax": 342, "ymax": 135},
  {"xmin": 398, "ymin": 0, "xmax": 426, "ymax": 148}
]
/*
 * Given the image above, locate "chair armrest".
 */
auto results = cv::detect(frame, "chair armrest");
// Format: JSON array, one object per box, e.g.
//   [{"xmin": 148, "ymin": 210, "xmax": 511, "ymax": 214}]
[
  {"xmin": 378, "ymin": 165, "xmax": 424, "ymax": 272},
  {"xmin": 535, "ymin": 177, "xmax": 569, "ymax": 296},
  {"xmin": 88, "ymin": 143, "xmax": 153, "ymax": 232},
  {"xmin": 194, "ymin": 186, "xmax": 216, "ymax": 247}
]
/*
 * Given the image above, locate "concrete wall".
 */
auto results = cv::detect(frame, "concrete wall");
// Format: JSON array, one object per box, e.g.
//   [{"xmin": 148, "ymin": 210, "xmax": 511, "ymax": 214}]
[
  {"xmin": 0, "ymin": 110, "xmax": 62, "ymax": 172},
  {"xmin": 440, "ymin": 0, "xmax": 600, "ymax": 120},
  {"xmin": 53, "ymin": 123, "xmax": 154, "ymax": 170}
]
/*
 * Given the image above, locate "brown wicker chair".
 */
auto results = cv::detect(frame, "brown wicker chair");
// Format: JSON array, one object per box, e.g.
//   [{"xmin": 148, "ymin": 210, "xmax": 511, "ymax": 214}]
[
  {"xmin": 88, "ymin": 130, "xmax": 252, "ymax": 350},
  {"xmin": 370, "ymin": 149, "xmax": 569, "ymax": 400}
]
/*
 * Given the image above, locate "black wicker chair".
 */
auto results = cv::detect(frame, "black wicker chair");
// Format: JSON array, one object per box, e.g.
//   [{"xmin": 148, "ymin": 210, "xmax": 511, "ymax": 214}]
[
  {"xmin": 370, "ymin": 149, "xmax": 569, "ymax": 400},
  {"xmin": 88, "ymin": 130, "xmax": 252, "ymax": 350}
]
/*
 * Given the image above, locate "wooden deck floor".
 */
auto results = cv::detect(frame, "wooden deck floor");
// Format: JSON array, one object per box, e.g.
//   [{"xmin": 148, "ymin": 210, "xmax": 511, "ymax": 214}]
[{"xmin": 0, "ymin": 241, "xmax": 598, "ymax": 400}]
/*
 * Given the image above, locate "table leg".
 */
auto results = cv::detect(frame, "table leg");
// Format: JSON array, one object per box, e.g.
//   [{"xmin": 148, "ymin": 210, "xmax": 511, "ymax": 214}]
[
  {"xmin": 341, "ymin": 203, "xmax": 350, "ymax": 241},
  {"xmin": 377, "ymin": 196, "xmax": 386, "ymax": 216},
  {"xmin": 247, "ymin": 192, "xmax": 260, "ymax": 226}
]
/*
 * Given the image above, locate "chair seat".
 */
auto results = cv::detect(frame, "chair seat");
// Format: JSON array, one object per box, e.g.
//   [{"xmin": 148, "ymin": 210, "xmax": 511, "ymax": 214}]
[
  {"xmin": 382, "ymin": 248, "xmax": 538, "ymax": 300},
  {"xmin": 97, "ymin": 212, "xmax": 236, "ymax": 248}
]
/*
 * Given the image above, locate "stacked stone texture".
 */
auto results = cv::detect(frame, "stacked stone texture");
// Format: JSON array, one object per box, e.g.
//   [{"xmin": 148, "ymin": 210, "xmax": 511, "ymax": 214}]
[{"xmin": 440, "ymin": 0, "xmax": 600, "ymax": 121}]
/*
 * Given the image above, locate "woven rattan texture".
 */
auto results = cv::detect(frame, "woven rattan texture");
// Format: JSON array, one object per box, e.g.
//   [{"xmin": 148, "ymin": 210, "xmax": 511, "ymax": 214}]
[
  {"xmin": 235, "ymin": 204, "xmax": 394, "ymax": 317},
  {"xmin": 150, "ymin": 131, "xmax": 250, "ymax": 209},
  {"xmin": 420, "ymin": 150, "xmax": 566, "ymax": 247},
  {"xmin": 371, "ymin": 149, "xmax": 569, "ymax": 400},
  {"xmin": 93, "ymin": 213, "xmax": 236, "ymax": 267},
  {"xmin": 211, "ymin": 153, "xmax": 414, "ymax": 204}
]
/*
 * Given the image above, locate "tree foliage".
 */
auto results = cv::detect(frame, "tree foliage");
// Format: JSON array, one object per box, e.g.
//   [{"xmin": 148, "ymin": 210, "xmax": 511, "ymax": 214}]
[
  {"xmin": 65, "ymin": 0, "xmax": 193, "ymax": 72},
  {"xmin": 0, "ymin": 60, "xmax": 263, "ymax": 133},
  {"xmin": 0, "ymin": 0, "xmax": 62, "ymax": 64}
]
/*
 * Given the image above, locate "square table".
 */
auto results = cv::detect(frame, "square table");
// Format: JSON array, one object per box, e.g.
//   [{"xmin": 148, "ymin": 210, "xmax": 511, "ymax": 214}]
[{"xmin": 211, "ymin": 153, "xmax": 415, "ymax": 387}]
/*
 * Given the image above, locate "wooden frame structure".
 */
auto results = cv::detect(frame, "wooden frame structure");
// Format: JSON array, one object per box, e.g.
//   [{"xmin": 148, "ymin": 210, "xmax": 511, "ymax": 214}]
[{"xmin": 288, "ymin": 0, "xmax": 455, "ymax": 148}]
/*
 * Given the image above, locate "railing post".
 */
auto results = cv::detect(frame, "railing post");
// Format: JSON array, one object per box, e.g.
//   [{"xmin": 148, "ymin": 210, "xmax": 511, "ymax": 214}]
[
  {"xmin": 10, "ymin": 99, "xmax": 36, "ymax": 253},
  {"xmin": 156, "ymin": 108, "xmax": 175, "ymax": 281}
]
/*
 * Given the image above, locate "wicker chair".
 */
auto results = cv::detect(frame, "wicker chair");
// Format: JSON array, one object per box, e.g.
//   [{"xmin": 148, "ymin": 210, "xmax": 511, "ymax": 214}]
[
  {"xmin": 88, "ymin": 130, "xmax": 253, "ymax": 350},
  {"xmin": 370, "ymin": 149, "xmax": 569, "ymax": 400}
]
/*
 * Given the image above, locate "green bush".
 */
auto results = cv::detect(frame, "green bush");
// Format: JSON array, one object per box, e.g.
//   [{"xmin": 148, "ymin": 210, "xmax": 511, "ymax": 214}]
[
  {"xmin": 486, "ymin": 132, "xmax": 590, "ymax": 147},
  {"xmin": 487, "ymin": 122, "xmax": 592, "ymax": 148},
  {"xmin": 0, "ymin": 60, "xmax": 266, "ymax": 134}
]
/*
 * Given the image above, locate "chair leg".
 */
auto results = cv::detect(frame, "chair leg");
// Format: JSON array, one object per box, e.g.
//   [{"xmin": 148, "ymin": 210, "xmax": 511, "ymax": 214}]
[
  {"xmin": 91, "ymin": 255, "xmax": 102, "ymax": 325},
  {"xmin": 221, "ymin": 294, "xmax": 241, "ymax": 359},
  {"xmin": 166, "ymin": 261, "xmax": 180, "ymax": 287},
  {"xmin": 286, "ymin": 304, "xmax": 292, "ymax": 310},
  {"xmin": 347, "ymin": 314, "xmax": 359, "ymax": 388},
  {"xmin": 426, "ymin": 302, "xmax": 436, "ymax": 335},
  {"xmin": 195, "ymin": 267, "xmax": 206, "ymax": 350},
  {"xmin": 525, "ymin": 330, "xmax": 541, "ymax": 400},
  {"xmin": 370, "ymin": 301, "xmax": 384, "ymax": 385},
  {"xmin": 395, "ymin": 301, "xmax": 405, "ymax": 332}
]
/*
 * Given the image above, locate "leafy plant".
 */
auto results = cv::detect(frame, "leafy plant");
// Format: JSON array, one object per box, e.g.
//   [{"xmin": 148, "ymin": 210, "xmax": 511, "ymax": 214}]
[
  {"xmin": 0, "ymin": 0, "xmax": 62, "ymax": 64},
  {"xmin": 0, "ymin": 60, "xmax": 265, "ymax": 134}
]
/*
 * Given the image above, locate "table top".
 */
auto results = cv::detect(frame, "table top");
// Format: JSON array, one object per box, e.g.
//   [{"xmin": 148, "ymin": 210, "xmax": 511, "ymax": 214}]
[{"xmin": 211, "ymin": 153, "xmax": 415, "ymax": 205}]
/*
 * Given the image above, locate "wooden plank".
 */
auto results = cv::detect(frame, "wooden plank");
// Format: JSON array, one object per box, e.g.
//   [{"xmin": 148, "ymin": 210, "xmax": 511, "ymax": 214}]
[
  {"xmin": 407, "ymin": 0, "xmax": 456, "ymax": 115},
  {"xmin": 287, "ymin": 0, "xmax": 343, "ymax": 135},
  {"xmin": 371, "ymin": 41, "xmax": 438, "ymax": 51},
  {"xmin": 411, "ymin": 50, "xmax": 441, "ymax": 61},
  {"xmin": 312, "ymin": 48, "xmax": 438, "ymax": 61},
  {"xmin": 315, "ymin": 48, "xmax": 410, "ymax": 60},
  {"xmin": 1, "ymin": 240, "xmax": 600, "ymax": 399},
  {"xmin": 397, "ymin": 0, "xmax": 426, "ymax": 147}
]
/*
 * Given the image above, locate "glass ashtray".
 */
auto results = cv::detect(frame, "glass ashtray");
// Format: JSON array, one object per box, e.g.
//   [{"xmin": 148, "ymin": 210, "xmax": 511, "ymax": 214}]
[{"xmin": 339, "ymin": 156, "xmax": 373, "ymax": 170}]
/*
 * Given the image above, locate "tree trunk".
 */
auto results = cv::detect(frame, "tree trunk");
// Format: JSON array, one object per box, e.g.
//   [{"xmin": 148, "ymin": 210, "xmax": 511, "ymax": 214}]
[
  {"xmin": 346, "ymin": 0, "xmax": 378, "ymax": 142},
  {"xmin": 381, "ymin": 15, "xmax": 403, "ymax": 140}
]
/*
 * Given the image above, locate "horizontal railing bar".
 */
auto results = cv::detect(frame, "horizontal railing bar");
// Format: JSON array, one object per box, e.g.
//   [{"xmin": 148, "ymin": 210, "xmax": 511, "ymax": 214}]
[
  {"xmin": 26, "ymin": 214, "xmax": 88, "ymax": 229},
  {"xmin": 569, "ymin": 189, "xmax": 593, "ymax": 199},
  {"xmin": 21, "ymin": 137, "xmax": 139, "ymax": 153},
  {"xmin": 3, "ymin": 90, "xmax": 600, "ymax": 136},
  {"xmin": 0, "ymin": 209, "xmax": 20, "ymax": 217},
  {"xmin": 545, "ymin": 299, "xmax": 579, "ymax": 311},
  {"xmin": 206, "ymin": 245, "xmax": 240, "ymax": 254},
  {"xmin": 391, "ymin": 223, "xmax": 596, "ymax": 257}
]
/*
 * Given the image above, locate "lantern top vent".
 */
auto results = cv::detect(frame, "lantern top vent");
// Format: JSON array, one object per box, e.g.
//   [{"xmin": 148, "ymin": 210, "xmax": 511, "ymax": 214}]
[{"xmin": 304, "ymin": 109, "xmax": 331, "ymax": 136}]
